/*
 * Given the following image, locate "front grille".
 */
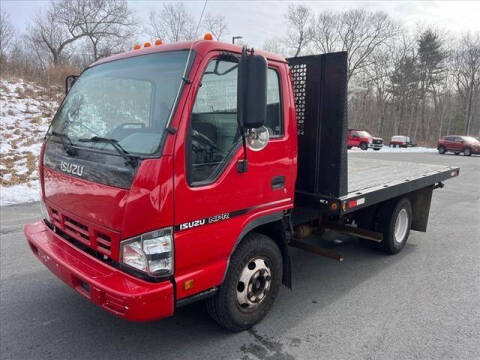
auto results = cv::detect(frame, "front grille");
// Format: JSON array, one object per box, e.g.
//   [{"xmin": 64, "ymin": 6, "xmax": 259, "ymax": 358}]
[{"xmin": 49, "ymin": 207, "xmax": 120, "ymax": 260}]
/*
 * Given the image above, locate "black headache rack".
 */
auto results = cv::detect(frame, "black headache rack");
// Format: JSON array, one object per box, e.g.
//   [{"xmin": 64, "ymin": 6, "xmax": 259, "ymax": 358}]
[
  {"xmin": 288, "ymin": 52, "xmax": 349, "ymax": 200},
  {"xmin": 288, "ymin": 52, "xmax": 460, "ymax": 216}
]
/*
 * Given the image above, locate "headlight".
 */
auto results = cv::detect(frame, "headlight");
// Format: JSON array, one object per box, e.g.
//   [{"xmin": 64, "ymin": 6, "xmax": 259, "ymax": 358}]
[
  {"xmin": 120, "ymin": 228, "xmax": 173, "ymax": 277},
  {"xmin": 39, "ymin": 200, "xmax": 51, "ymax": 224}
]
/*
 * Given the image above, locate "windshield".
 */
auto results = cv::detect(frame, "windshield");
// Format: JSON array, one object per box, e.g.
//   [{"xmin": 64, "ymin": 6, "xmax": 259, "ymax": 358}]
[
  {"xmin": 463, "ymin": 136, "xmax": 480, "ymax": 144},
  {"xmin": 356, "ymin": 131, "xmax": 371, "ymax": 138},
  {"xmin": 49, "ymin": 50, "xmax": 192, "ymax": 155}
]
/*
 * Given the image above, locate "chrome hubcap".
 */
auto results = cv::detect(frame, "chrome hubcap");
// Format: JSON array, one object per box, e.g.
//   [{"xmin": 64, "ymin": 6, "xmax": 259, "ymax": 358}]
[
  {"xmin": 394, "ymin": 208, "xmax": 408, "ymax": 244},
  {"xmin": 236, "ymin": 257, "xmax": 271, "ymax": 310}
]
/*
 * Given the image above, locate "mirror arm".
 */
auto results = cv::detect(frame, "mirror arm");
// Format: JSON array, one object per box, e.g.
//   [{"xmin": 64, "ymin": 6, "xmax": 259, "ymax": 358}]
[{"xmin": 237, "ymin": 126, "xmax": 248, "ymax": 173}]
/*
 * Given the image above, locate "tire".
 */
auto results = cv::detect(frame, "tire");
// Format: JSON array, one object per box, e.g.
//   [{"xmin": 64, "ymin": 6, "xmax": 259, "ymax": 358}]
[
  {"xmin": 206, "ymin": 232, "xmax": 283, "ymax": 332},
  {"xmin": 455, "ymin": 152, "xmax": 460, "ymax": 155},
  {"xmin": 360, "ymin": 142, "xmax": 368, "ymax": 151},
  {"xmin": 373, "ymin": 148, "xmax": 380, "ymax": 151},
  {"xmin": 464, "ymin": 147, "xmax": 472, "ymax": 156},
  {"xmin": 381, "ymin": 198, "xmax": 412, "ymax": 255},
  {"xmin": 347, "ymin": 146, "xmax": 352, "ymax": 150},
  {"xmin": 438, "ymin": 146, "xmax": 446, "ymax": 154}
]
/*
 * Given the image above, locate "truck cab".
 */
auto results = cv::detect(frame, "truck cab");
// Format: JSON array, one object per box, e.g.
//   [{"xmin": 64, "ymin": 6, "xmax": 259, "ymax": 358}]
[
  {"xmin": 27, "ymin": 40, "xmax": 297, "ymax": 324},
  {"xmin": 347, "ymin": 129, "xmax": 382, "ymax": 150},
  {"xmin": 25, "ymin": 39, "xmax": 458, "ymax": 331}
]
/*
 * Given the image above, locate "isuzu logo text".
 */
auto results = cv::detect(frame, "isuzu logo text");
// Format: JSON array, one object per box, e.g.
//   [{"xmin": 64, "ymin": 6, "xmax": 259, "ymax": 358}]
[
  {"xmin": 178, "ymin": 213, "xmax": 231, "ymax": 231},
  {"xmin": 60, "ymin": 161, "xmax": 84, "ymax": 176}
]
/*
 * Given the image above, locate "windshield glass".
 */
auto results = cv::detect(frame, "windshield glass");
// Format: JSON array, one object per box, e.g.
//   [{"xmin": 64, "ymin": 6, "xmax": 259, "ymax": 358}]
[
  {"xmin": 357, "ymin": 131, "xmax": 371, "ymax": 138},
  {"xmin": 49, "ymin": 50, "xmax": 192, "ymax": 155},
  {"xmin": 463, "ymin": 136, "xmax": 480, "ymax": 144}
]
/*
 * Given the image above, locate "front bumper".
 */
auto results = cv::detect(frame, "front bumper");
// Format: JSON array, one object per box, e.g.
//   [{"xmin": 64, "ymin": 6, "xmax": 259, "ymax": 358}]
[
  {"xmin": 24, "ymin": 221, "xmax": 174, "ymax": 321},
  {"xmin": 369, "ymin": 143, "xmax": 383, "ymax": 149}
]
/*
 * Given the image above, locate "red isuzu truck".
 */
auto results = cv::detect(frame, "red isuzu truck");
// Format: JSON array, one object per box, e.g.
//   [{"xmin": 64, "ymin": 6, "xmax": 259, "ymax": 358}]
[{"xmin": 25, "ymin": 39, "xmax": 459, "ymax": 331}]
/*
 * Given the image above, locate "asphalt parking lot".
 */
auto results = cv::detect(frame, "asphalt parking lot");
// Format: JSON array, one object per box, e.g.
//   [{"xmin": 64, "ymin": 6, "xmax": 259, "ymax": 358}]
[{"xmin": 1, "ymin": 152, "xmax": 479, "ymax": 360}]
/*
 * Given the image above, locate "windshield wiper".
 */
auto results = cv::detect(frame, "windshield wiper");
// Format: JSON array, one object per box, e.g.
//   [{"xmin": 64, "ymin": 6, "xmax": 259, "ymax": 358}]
[
  {"xmin": 78, "ymin": 136, "xmax": 139, "ymax": 167},
  {"xmin": 49, "ymin": 130, "xmax": 77, "ymax": 156}
]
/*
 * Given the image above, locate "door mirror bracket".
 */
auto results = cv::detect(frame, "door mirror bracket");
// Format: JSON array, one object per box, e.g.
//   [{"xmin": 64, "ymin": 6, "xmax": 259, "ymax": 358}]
[{"xmin": 236, "ymin": 47, "xmax": 268, "ymax": 173}]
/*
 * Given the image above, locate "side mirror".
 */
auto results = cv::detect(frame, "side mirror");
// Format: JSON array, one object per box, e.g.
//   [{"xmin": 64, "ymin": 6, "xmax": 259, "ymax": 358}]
[
  {"xmin": 65, "ymin": 75, "xmax": 78, "ymax": 94},
  {"xmin": 237, "ymin": 50, "xmax": 267, "ymax": 129}
]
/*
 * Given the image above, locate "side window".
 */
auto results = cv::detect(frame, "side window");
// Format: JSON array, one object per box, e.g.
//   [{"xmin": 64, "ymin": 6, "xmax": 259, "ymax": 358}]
[
  {"xmin": 189, "ymin": 59, "xmax": 240, "ymax": 185},
  {"xmin": 266, "ymin": 69, "xmax": 283, "ymax": 137}
]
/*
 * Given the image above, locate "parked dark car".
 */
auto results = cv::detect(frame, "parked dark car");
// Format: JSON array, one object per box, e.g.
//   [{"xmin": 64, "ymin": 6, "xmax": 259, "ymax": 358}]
[{"xmin": 437, "ymin": 135, "xmax": 480, "ymax": 156}]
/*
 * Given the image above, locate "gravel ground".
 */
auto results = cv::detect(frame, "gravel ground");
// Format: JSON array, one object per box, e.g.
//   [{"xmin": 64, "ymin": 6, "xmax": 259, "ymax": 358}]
[{"xmin": 1, "ymin": 152, "xmax": 479, "ymax": 360}]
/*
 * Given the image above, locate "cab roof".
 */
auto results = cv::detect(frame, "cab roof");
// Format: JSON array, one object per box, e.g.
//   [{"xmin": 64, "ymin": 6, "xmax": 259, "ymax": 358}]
[{"xmin": 90, "ymin": 40, "xmax": 287, "ymax": 68}]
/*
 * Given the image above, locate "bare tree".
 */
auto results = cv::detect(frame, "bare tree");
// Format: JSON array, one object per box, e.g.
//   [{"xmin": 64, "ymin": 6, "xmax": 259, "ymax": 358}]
[
  {"xmin": 203, "ymin": 12, "xmax": 227, "ymax": 41},
  {"xmin": 263, "ymin": 37, "xmax": 288, "ymax": 56},
  {"xmin": 311, "ymin": 11, "xmax": 339, "ymax": 54},
  {"xmin": 0, "ymin": 9, "xmax": 14, "ymax": 63},
  {"xmin": 311, "ymin": 9, "xmax": 400, "ymax": 82},
  {"xmin": 26, "ymin": 0, "xmax": 135, "ymax": 65},
  {"xmin": 57, "ymin": 0, "xmax": 136, "ymax": 61},
  {"xmin": 285, "ymin": 4, "xmax": 313, "ymax": 57},
  {"xmin": 454, "ymin": 33, "xmax": 480, "ymax": 134},
  {"xmin": 147, "ymin": 2, "xmax": 195, "ymax": 42},
  {"xmin": 27, "ymin": 2, "xmax": 84, "ymax": 65}
]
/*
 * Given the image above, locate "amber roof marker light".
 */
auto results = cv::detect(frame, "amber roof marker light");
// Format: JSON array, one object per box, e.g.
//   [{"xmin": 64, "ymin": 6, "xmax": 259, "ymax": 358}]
[
  {"xmin": 155, "ymin": 39, "xmax": 163, "ymax": 46},
  {"xmin": 204, "ymin": 32, "xmax": 214, "ymax": 41}
]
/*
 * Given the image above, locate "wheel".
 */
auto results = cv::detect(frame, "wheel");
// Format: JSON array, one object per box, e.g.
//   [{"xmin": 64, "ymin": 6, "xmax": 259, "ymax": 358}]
[
  {"xmin": 381, "ymin": 198, "xmax": 412, "ymax": 255},
  {"xmin": 464, "ymin": 147, "xmax": 472, "ymax": 156},
  {"xmin": 206, "ymin": 232, "xmax": 282, "ymax": 331},
  {"xmin": 347, "ymin": 146, "xmax": 352, "ymax": 150},
  {"xmin": 373, "ymin": 148, "xmax": 380, "ymax": 151},
  {"xmin": 360, "ymin": 142, "xmax": 368, "ymax": 151},
  {"xmin": 438, "ymin": 146, "xmax": 446, "ymax": 154},
  {"xmin": 454, "ymin": 152, "xmax": 460, "ymax": 155}
]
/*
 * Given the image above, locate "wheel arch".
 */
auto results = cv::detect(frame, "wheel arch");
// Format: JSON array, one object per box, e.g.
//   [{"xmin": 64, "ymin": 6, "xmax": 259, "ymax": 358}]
[{"xmin": 223, "ymin": 211, "xmax": 292, "ymax": 289}]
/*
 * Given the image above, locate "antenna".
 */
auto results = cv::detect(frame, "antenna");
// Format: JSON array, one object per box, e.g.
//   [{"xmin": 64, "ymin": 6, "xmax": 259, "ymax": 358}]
[{"xmin": 165, "ymin": 0, "xmax": 208, "ymax": 129}]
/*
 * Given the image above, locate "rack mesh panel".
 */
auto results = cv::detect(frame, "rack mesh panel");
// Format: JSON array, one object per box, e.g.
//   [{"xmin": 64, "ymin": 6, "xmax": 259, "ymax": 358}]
[{"xmin": 288, "ymin": 52, "xmax": 348, "ymax": 199}]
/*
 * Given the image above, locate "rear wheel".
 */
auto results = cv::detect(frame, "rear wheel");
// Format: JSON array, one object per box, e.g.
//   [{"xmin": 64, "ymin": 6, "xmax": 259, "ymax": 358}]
[
  {"xmin": 206, "ymin": 232, "xmax": 282, "ymax": 332},
  {"xmin": 381, "ymin": 198, "xmax": 412, "ymax": 255},
  {"xmin": 360, "ymin": 142, "xmax": 368, "ymax": 151},
  {"xmin": 438, "ymin": 146, "xmax": 446, "ymax": 154},
  {"xmin": 464, "ymin": 147, "xmax": 472, "ymax": 156}
]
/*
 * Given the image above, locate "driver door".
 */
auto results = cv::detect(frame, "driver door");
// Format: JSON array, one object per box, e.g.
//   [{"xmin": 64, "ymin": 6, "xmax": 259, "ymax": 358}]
[{"xmin": 172, "ymin": 54, "xmax": 294, "ymax": 299}]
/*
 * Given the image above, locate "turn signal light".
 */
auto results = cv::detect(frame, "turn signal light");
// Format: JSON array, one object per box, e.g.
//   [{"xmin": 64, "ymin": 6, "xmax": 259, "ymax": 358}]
[
  {"xmin": 144, "ymin": 42, "xmax": 151, "ymax": 47},
  {"xmin": 204, "ymin": 32, "xmax": 214, "ymax": 40},
  {"xmin": 155, "ymin": 39, "xmax": 163, "ymax": 46}
]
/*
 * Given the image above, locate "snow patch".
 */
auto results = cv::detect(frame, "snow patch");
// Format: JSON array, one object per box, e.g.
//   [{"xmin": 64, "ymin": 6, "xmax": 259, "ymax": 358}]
[
  {"xmin": 0, "ymin": 182, "xmax": 40, "ymax": 206},
  {"xmin": 0, "ymin": 78, "xmax": 62, "ymax": 206}
]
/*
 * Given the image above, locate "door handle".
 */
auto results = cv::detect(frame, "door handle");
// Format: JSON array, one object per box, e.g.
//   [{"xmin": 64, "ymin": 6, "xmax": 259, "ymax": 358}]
[{"xmin": 271, "ymin": 176, "xmax": 285, "ymax": 190}]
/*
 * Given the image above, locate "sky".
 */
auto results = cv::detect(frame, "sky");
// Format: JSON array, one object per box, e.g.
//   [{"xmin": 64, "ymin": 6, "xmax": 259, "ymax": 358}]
[{"xmin": 2, "ymin": 0, "xmax": 480, "ymax": 48}]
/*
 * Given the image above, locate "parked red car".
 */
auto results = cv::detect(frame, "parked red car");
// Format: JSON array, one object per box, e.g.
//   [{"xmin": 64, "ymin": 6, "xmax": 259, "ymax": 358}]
[
  {"xmin": 389, "ymin": 135, "xmax": 414, "ymax": 148},
  {"xmin": 437, "ymin": 135, "xmax": 480, "ymax": 156},
  {"xmin": 348, "ymin": 129, "xmax": 383, "ymax": 150}
]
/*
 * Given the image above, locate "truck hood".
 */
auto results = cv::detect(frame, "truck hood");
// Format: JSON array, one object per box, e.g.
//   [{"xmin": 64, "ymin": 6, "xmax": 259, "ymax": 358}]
[{"xmin": 43, "ymin": 166, "xmax": 129, "ymax": 231}]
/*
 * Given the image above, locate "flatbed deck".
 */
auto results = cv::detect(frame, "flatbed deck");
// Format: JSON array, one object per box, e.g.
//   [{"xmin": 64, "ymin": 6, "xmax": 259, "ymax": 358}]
[{"xmin": 295, "ymin": 157, "xmax": 459, "ymax": 215}]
